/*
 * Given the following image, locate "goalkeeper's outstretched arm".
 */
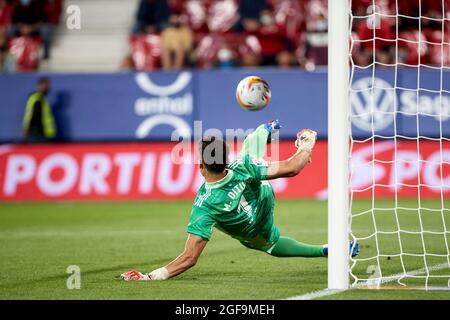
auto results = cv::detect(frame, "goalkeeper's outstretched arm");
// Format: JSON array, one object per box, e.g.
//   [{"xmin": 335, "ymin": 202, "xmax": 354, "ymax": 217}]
[
  {"xmin": 266, "ymin": 129, "xmax": 317, "ymax": 180},
  {"xmin": 120, "ymin": 234, "xmax": 207, "ymax": 281},
  {"xmin": 164, "ymin": 234, "xmax": 207, "ymax": 278}
]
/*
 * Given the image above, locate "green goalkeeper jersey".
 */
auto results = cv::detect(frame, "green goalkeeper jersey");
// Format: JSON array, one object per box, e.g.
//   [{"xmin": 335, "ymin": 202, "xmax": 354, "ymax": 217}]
[{"xmin": 187, "ymin": 154, "xmax": 280, "ymax": 251}]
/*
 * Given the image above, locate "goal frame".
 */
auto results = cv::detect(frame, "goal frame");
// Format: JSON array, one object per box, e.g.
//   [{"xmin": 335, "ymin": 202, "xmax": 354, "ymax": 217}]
[{"xmin": 328, "ymin": 0, "xmax": 350, "ymax": 290}]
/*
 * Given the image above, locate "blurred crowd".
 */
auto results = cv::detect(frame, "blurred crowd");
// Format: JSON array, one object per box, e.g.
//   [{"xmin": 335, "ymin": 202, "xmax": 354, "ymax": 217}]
[
  {"xmin": 0, "ymin": 0, "xmax": 448, "ymax": 73},
  {"xmin": 352, "ymin": 0, "xmax": 450, "ymax": 67},
  {"xmin": 0, "ymin": 0, "xmax": 63, "ymax": 73},
  {"xmin": 123, "ymin": 0, "xmax": 450, "ymax": 71}
]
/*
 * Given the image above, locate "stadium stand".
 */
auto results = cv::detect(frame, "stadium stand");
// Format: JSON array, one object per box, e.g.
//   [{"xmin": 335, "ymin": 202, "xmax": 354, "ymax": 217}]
[
  {"xmin": 47, "ymin": 0, "xmax": 139, "ymax": 72},
  {"xmin": 1, "ymin": 0, "xmax": 448, "ymax": 73},
  {"xmin": 127, "ymin": 0, "xmax": 449, "ymax": 71},
  {"xmin": 0, "ymin": 0, "xmax": 63, "ymax": 72},
  {"xmin": 351, "ymin": 0, "xmax": 450, "ymax": 67}
]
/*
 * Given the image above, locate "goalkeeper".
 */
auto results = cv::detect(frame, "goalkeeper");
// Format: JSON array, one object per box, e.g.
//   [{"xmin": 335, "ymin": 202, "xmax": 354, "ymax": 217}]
[{"xmin": 120, "ymin": 121, "xmax": 359, "ymax": 281}]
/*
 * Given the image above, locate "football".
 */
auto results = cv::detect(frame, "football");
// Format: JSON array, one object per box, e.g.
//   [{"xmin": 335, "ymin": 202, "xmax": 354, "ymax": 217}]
[{"xmin": 236, "ymin": 76, "xmax": 271, "ymax": 111}]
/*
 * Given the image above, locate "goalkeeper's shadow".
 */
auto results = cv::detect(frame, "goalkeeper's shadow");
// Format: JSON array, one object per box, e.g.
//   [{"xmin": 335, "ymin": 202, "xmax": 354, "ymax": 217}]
[{"xmin": 0, "ymin": 258, "xmax": 169, "ymax": 289}]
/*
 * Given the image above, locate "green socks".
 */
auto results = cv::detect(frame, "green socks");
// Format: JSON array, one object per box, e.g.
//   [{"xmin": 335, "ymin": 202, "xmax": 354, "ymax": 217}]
[{"xmin": 268, "ymin": 236, "xmax": 325, "ymax": 258}]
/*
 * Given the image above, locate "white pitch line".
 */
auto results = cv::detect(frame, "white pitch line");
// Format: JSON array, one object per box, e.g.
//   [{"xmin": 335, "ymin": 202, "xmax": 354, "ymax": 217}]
[
  {"xmin": 285, "ymin": 289, "xmax": 346, "ymax": 300},
  {"xmin": 357, "ymin": 262, "xmax": 450, "ymax": 287},
  {"xmin": 286, "ymin": 262, "xmax": 450, "ymax": 300}
]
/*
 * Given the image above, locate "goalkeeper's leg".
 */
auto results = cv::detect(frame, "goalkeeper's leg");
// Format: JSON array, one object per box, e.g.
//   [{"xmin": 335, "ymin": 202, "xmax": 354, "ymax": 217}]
[
  {"xmin": 266, "ymin": 237, "xmax": 360, "ymax": 258},
  {"xmin": 240, "ymin": 235, "xmax": 325, "ymax": 257},
  {"xmin": 267, "ymin": 236, "xmax": 325, "ymax": 258}
]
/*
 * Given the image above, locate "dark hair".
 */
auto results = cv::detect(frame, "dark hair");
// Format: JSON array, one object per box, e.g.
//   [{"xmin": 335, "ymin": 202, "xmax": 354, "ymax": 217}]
[{"xmin": 199, "ymin": 136, "xmax": 228, "ymax": 174}]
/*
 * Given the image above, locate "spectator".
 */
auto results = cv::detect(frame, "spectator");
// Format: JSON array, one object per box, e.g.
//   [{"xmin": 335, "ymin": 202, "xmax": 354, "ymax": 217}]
[
  {"xmin": 0, "ymin": 33, "xmax": 15, "ymax": 72},
  {"xmin": 276, "ymin": 51, "xmax": 295, "ymax": 69},
  {"xmin": 215, "ymin": 43, "xmax": 238, "ymax": 69},
  {"xmin": 241, "ymin": 52, "xmax": 262, "ymax": 68},
  {"xmin": 23, "ymin": 77, "xmax": 57, "ymax": 143},
  {"xmin": 0, "ymin": 0, "xmax": 14, "ymax": 35},
  {"xmin": 302, "ymin": 11, "xmax": 328, "ymax": 67},
  {"xmin": 357, "ymin": 16, "xmax": 395, "ymax": 52},
  {"xmin": 237, "ymin": 0, "xmax": 267, "ymax": 31},
  {"xmin": 376, "ymin": 45, "xmax": 394, "ymax": 65},
  {"xmin": 133, "ymin": 0, "xmax": 170, "ymax": 34},
  {"xmin": 353, "ymin": 46, "xmax": 373, "ymax": 67},
  {"xmin": 253, "ymin": 8, "xmax": 290, "ymax": 66},
  {"xmin": 161, "ymin": 14, "xmax": 193, "ymax": 70},
  {"xmin": 421, "ymin": 0, "xmax": 445, "ymax": 32},
  {"xmin": 10, "ymin": 0, "xmax": 51, "ymax": 59}
]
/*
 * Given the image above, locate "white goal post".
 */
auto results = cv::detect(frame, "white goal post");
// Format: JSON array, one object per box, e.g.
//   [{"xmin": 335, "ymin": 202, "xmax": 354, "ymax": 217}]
[
  {"xmin": 328, "ymin": 0, "xmax": 351, "ymax": 290},
  {"xmin": 328, "ymin": 0, "xmax": 450, "ymax": 290}
]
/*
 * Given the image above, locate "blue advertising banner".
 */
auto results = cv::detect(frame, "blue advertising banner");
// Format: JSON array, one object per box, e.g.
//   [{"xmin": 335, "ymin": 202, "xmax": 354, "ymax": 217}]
[
  {"xmin": 0, "ymin": 69, "xmax": 448, "ymax": 142},
  {"xmin": 0, "ymin": 72, "xmax": 194, "ymax": 141},
  {"xmin": 350, "ymin": 67, "xmax": 450, "ymax": 139},
  {"xmin": 196, "ymin": 69, "xmax": 328, "ymax": 140}
]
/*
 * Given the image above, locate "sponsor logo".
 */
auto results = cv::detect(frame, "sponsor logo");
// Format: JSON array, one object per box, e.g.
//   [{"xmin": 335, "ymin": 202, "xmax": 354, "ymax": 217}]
[
  {"xmin": 1, "ymin": 142, "xmax": 448, "ymax": 201},
  {"xmin": 134, "ymin": 72, "xmax": 193, "ymax": 139},
  {"xmin": 400, "ymin": 90, "xmax": 450, "ymax": 122},
  {"xmin": 0, "ymin": 143, "xmax": 289, "ymax": 200},
  {"xmin": 252, "ymin": 158, "xmax": 268, "ymax": 167},
  {"xmin": 317, "ymin": 141, "xmax": 450, "ymax": 199},
  {"xmin": 351, "ymin": 77, "xmax": 450, "ymax": 133},
  {"xmin": 351, "ymin": 77, "xmax": 396, "ymax": 132}
]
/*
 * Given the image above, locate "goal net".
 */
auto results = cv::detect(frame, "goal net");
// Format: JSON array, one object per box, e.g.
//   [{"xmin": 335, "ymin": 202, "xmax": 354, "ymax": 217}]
[{"xmin": 348, "ymin": 0, "xmax": 450, "ymax": 289}]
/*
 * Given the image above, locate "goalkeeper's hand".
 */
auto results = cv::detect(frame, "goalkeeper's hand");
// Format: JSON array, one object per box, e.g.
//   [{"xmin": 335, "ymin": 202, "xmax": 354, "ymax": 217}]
[
  {"xmin": 119, "ymin": 267, "xmax": 169, "ymax": 281},
  {"xmin": 119, "ymin": 270, "xmax": 150, "ymax": 281},
  {"xmin": 295, "ymin": 129, "xmax": 317, "ymax": 153},
  {"xmin": 263, "ymin": 119, "xmax": 282, "ymax": 143},
  {"xmin": 263, "ymin": 119, "xmax": 282, "ymax": 133}
]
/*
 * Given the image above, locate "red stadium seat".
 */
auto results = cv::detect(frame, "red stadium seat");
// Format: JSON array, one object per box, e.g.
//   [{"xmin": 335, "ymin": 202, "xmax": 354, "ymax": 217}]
[
  {"xmin": 184, "ymin": 0, "xmax": 208, "ymax": 32},
  {"xmin": 129, "ymin": 34, "xmax": 162, "ymax": 71},
  {"xmin": 271, "ymin": 0, "xmax": 305, "ymax": 43},
  {"xmin": 350, "ymin": 31, "xmax": 361, "ymax": 56},
  {"xmin": 9, "ymin": 36, "xmax": 41, "ymax": 72},
  {"xmin": 237, "ymin": 34, "xmax": 262, "ymax": 57},
  {"xmin": 0, "ymin": 0, "xmax": 13, "ymax": 33},
  {"xmin": 223, "ymin": 32, "xmax": 261, "ymax": 59},
  {"xmin": 182, "ymin": 0, "xmax": 238, "ymax": 33},
  {"xmin": 195, "ymin": 32, "xmax": 261, "ymax": 68},
  {"xmin": 398, "ymin": 30, "xmax": 429, "ymax": 66},
  {"xmin": 195, "ymin": 33, "xmax": 225, "ymax": 68},
  {"xmin": 206, "ymin": 0, "xmax": 239, "ymax": 33},
  {"xmin": 45, "ymin": 0, "xmax": 63, "ymax": 25},
  {"xmin": 169, "ymin": 0, "xmax": 184, "ymax": 13},
  {"xmin": 425, "ymin": 29, "xmax": 450, "ymax": 67}
]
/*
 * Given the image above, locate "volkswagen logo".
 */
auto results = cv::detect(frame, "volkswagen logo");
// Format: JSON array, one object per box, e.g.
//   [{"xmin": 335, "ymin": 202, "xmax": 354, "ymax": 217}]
[{"xmin": 351, "ymin": 77, "xmax": 396, "ymax": 132}]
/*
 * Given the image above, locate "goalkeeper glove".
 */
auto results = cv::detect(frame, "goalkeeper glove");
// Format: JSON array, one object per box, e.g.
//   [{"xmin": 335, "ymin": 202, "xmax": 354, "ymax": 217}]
[
  {"xmin": 263, "ymin": 119, "xmax": 282, "ymax": 143},
  {"xmin": 263, "ymin": 119, "xmax": 282, "ymax": 133},
  {"xmin": 295, "ymin": 129, "xmax": 317, "ymax": 153},
  {"xmin": 119, "ymin": 267, "xmax": 169, "ymax": 281},
  {"xmin": 119, "ymin": 270, "xmax": 149, "ymax": 281}
]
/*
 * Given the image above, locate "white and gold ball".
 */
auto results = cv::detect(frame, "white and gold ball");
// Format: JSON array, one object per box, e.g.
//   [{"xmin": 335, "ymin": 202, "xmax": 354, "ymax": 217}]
[{"xmin": 236, "ymin": 76, "xmax": 271, "ymax": 111}]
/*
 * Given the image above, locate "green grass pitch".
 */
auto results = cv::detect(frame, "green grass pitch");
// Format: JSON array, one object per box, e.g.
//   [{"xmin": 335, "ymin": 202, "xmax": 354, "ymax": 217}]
[{"xmin": 0, "ymin": 199, "xmax": 449, "ymax": 300}]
